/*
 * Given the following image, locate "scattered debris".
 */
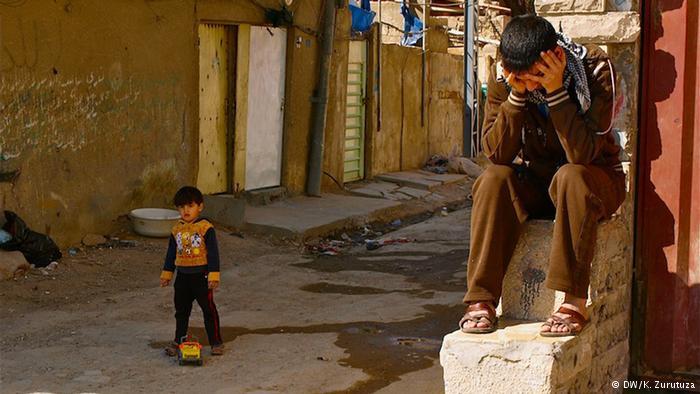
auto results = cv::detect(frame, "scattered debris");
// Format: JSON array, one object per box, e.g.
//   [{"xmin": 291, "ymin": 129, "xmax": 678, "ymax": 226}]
[
  {"xmin": 316, "ymin": 356, "xmax": 330, "ymax": 361},
  {"xmin": 68, "ymin": 248, "xmax": 80, "ymax": 257},
  {"xmin": 365, "ymin": 237, "xmax": 414, "ymax": 251},
  {"xmin": 440, "ymin": 207, "xmax": 449, "ymax": 217},
  {"xmin": 390, "ymin": 219, "xmax": 402, "ymax": 227},
  {"xmin": 423, "ymin": 155, "xmax": 449, "ymax": 174}
]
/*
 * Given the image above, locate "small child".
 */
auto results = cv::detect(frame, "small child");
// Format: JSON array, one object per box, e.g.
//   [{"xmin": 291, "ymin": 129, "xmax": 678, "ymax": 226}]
[{"xmin": 160, "ymin": 186, "xmax": 224, "ymax": 356}]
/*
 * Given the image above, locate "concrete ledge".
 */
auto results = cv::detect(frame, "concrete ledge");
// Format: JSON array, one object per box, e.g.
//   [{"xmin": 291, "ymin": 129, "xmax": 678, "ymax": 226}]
[
  {"xmin": 535, "ymin": 0, "xmax": 604, "ymax": 14},
  {"xmin": 243, "ymin": 193, "xmax": 402, "ymax": 240},
  {"xmin": 544, "ymin": 12, "xmax": 640, "ymax": 44},
  {"xmin": 203, "ymin": 194, "xmax": 246, "ymax": 228}
]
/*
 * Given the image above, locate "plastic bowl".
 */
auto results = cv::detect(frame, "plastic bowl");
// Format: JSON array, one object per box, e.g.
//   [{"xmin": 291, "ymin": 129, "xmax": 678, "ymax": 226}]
[{"xmin": 129, "ymin": 208, "xmax": 180, "ymax": 238}]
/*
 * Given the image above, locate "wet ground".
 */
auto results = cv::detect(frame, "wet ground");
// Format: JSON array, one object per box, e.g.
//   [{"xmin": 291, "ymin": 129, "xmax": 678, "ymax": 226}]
[{"xmin": 1, "ymin": 206, "xmax": 471, "ymax": 393}]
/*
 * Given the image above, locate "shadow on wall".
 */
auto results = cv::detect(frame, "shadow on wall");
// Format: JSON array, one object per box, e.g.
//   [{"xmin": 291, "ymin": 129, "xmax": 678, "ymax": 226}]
[{"xmin": 635, "ymin": 0, "xmax": 700, "ymax": 375}]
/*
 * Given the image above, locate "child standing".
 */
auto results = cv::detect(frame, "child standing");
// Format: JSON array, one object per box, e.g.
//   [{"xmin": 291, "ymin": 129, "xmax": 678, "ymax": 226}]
[{"xmin": 160, "ymin": 186, "xmax": 224, "ymax": 356}]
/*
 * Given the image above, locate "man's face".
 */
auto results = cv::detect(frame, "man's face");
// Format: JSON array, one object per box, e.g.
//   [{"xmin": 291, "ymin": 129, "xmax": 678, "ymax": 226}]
[{"xmin": 513, "ymin": 66, "xmax": 544, "ymax": 92}]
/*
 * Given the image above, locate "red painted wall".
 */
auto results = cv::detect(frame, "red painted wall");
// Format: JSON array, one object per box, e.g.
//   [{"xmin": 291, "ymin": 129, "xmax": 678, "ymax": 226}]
[{"xmin": 637, "ymin": 0, "xmax": 700, "ymax": 374}]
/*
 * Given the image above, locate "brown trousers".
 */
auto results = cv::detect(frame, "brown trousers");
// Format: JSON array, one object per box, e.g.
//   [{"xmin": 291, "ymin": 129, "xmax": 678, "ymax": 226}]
[{"xmin": 464, "ymin": 164, "xmax": 626, "ymax": 303}]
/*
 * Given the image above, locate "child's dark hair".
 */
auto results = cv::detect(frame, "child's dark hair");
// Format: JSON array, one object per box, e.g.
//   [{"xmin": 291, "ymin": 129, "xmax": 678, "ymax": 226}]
[
  {"xmin": 173, "ymin": 186, "xmax": 204, "ymax": 207},
  {"xmin": 499, "ymin": 15, "xmax": 559, "ymax": 73}
]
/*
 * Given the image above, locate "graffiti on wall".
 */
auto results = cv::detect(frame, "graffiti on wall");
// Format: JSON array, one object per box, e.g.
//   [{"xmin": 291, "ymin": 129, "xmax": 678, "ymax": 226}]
[{"xmin": 0, "ymin": 72, "xmax": 185, "ymax": 155}]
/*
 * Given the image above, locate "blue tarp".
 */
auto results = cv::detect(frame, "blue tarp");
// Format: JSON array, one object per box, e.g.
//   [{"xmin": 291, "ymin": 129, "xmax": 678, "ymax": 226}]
[
  {"xmin": 401, "ymin": 0, "xmax": 423, "ymax": 46},
  {"xmin": 350, "ymin": 0, "xmax": 375, "ymax": 33}
]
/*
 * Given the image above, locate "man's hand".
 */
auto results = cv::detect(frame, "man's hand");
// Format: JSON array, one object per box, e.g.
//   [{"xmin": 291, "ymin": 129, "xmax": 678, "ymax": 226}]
[
  {"xmin": 160, "ymin": 278, "xmax": 170, "ymax": 287},
  {"xmin": 504, "ymin": 70, "xmax": 527, "ymax": 95},
  {"xmin": 525, "ymin": 49, "xmax": 567, "ymax": 93},
  {"xmin": 208, "ymin": 281, "xmax": 219, "ymax": 290}
]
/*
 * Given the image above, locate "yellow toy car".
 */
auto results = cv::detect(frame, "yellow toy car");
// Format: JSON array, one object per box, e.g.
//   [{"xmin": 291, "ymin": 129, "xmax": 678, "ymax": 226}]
[{"xmin": 178, "ymin": 335, "xmax": 203, "ymax": 366}]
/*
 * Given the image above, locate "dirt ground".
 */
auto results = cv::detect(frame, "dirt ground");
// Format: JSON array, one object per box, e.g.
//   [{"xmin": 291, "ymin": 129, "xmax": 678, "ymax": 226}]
[{"xmin": 0, "ymin": 205, "xmax": 472, "ymax": 394}]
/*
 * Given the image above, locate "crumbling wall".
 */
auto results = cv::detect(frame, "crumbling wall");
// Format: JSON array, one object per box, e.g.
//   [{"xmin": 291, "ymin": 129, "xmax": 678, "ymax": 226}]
[{"xmin": 0, "ymin": 0, "xmax": 326, "ymax": 245}]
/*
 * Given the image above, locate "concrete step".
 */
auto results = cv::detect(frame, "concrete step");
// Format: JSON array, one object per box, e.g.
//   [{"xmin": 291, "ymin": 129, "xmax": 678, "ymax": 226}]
[
  {"xmin": 245, "ymin": 186, "xmax": 287, "ymax": 206},
  {"xmin": 376, "ymin": 170, "xmax": 468, "ymax": 191},
  {"xmin": 243, "ymin": 193, "xmax": 402, "ymax": 240},
  {"xmin": 440, "ymin": 320, "xmax": 629, "ymax": 393}
]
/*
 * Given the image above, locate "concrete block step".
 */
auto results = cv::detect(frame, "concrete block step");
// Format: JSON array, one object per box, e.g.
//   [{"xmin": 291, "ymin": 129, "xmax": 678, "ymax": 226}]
[{"xmin": 440, "ymin": 320, "xmax": 629, "ymax": 393}]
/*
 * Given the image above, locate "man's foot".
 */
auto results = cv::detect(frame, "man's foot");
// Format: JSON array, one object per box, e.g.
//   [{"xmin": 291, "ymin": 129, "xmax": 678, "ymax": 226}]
[
  {"xmin": 164, "ymin": 341, "xmax": 179, "ymax": 357},
  {"xmin": 211, "ymin": 344, "xmax": 225, "ymax": 356},
  {"xmin": 540, "ymin": 298, "xmax": 589, "ymax": 337},
  {"xmin": 459, "ymin": 301, "xmax": 498, "ymax": 333}
]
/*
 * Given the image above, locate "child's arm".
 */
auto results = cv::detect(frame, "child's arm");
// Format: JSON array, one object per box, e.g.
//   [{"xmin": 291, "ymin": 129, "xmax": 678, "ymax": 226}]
[
  {"xmin": 160, "ymin": 235, "xmax": 177, "ymax": 286},
  {"xmin": 204, "ymin": 227, "xmax": 220, "ymax": 288}
]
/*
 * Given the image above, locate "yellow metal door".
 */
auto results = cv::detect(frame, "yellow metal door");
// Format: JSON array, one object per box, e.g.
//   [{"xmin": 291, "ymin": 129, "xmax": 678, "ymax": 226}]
[{"xmin": 197, "ymin": 24, "xmax": 229, "ymax": 194}]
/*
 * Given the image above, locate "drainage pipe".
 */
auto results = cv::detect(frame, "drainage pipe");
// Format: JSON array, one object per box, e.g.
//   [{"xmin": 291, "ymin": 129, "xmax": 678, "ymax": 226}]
[{"xmin": 306, "ymin": 0, "xmax": 340, "ymax": 196}]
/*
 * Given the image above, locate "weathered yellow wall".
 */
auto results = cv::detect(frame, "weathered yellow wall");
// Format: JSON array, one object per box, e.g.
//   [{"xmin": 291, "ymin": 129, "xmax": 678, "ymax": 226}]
[
  {"xmin": 0, "ymin": 0, "xmax": 325, "ymax": 245},
  {"xmin": 428, "ymin": 53, "xmax": 464, "ymax": 157},
  {"xmin": 322, "ymin": 7, "xmax": 351, "ymax": 192},
  {"xmin": 365, "ymin": 40, "xmax": 463, "ymax": 177}
]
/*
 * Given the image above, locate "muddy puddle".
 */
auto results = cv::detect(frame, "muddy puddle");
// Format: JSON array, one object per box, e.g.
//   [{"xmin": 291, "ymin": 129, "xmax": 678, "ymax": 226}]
[
  {"xmin": 151, "ymin": 247, "xmax": 468, "ymax": 393},
  {"xmin": 150, "ymin": 303, "xmax": 464, "ymax": 394}
]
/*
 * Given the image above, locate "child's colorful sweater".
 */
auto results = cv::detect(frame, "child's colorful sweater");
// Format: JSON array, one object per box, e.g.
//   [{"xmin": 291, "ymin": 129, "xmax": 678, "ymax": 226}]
[{"xmin": 160, "ymin": 218, "xmax": 220, "ymax": 282}]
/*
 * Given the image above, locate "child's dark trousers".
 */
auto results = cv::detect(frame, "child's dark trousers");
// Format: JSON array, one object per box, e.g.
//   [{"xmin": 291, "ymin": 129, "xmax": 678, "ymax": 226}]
[{"xmin": 174, "ymin": 272, "xmax": 223, "ymax": 346}]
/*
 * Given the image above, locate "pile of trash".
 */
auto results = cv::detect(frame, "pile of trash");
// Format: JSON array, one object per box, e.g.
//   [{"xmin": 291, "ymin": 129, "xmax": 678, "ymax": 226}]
[
  {"xmin": 0, "ymin": 210, "xmax": 62, "ymax": 267},
  {"xmin": 0, "ymin": 210, "xmax": 62, "ymax": 280},
  {"xmin": 423, "ymin": 147, "xmax": 484, "ymax": 178},
  {"xmin": 305, "ymin": 225, "xmax": 416, "ymax": 256}
]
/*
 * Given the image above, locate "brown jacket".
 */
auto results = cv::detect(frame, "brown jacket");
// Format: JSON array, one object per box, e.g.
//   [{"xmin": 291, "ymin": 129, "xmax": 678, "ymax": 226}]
[{"xmin": 481, "ymin": 44, "xmax": 622, "ymax": 181}]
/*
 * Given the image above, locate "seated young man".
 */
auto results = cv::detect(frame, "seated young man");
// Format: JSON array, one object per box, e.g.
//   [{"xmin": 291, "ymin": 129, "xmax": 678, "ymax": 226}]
[{"xmin": 459, "ymin": 15, "xmax": 625, "ymax": 336}]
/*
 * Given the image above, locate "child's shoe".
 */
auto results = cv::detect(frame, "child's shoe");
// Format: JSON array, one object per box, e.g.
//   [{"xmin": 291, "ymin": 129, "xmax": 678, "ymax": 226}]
[
  {"xmin": 164, "ymin": 341, "xmax": 179, "ymax": 357},
  {"xmin": 211, "ymin": 344, "xmax": 225, "ymax": 356}
]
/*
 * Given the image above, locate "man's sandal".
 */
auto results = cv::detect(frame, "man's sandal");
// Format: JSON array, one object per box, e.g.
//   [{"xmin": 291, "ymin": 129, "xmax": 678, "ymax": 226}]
[
  {"xmin": 459, "ymin": 302, "xmax": 498, "ymax": 334},
  {"xmin": 540, "ymin": 306, "xmax": 589, "ymax": 337},
  {"xmin": 164, "ymin": 341, "xmax": 179, "ymax": 357}
]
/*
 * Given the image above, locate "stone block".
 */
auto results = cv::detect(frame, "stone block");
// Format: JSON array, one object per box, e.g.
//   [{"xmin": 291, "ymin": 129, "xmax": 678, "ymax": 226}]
[
  {"xmin": 535, "ymin": 0, "xmax": 605, "ymax": 14},
  {"xmin": 499, "ymin": 216, "xmax": 629, "ymax": 322},
  {"xmin": 441, "ymin": 322, "xmax": 592, "ymax": 394},
  {"xmin": 544, "ymin": 12, "xmax": 640, "ymax": 44},
  {"xmin": 500, "ymin": 220, "xmax": 565, "ymax": 321},
  {"xmin": 0, "ymin": 250, "xmax": 30, "ymax": 280},
  {"xmin": 441, "ymin": 320, "xmax": 630, "ymax": 393}
]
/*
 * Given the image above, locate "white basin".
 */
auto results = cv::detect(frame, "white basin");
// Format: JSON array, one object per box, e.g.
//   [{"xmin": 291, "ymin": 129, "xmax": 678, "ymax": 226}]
[{"xmin": 129, "ymin": 208, "xmax": 180, "ymax": 238}]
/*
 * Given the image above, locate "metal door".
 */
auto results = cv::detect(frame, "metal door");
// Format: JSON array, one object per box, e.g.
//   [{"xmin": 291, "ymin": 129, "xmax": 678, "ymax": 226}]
[
  {"xmin": 197, "ymin": 24, "xmax": 230, "ymax": 194},
  {"xmin": 344, "ymin": 40, "xmax": 367, "ymax": 183},
  {"xmin": 635, "ymin": 0, "xmax": 700, "ymax": 378},
  {"xmin": 244, "ymin": 26, "xmax": 287, "ymax": 190}
]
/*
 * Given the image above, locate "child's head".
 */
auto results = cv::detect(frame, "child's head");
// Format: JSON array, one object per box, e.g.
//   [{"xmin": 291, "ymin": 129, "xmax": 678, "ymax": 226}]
[
  {"xmin": 173, "ymin": 186, "xmax": 204, "ymax": 223},
  {"xmin": 499, "ymin": 15, "xmax": 564, "ymax": 90}
]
